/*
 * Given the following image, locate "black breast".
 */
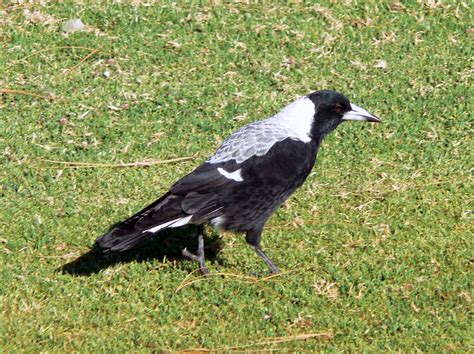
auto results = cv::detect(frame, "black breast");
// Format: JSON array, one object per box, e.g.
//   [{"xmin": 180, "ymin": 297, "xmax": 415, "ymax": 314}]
[{"xmin": 216, "ymin": 138, "xmax": 318, "ymax": 232}]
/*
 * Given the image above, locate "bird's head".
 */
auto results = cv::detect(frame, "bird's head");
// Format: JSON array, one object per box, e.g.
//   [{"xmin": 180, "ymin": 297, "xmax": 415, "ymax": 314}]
[
  {"xmin": 275, "ymin": 90, "xmax": 380, "ymax": 143},
  {"xmin": 307, "ymin": 90, "xmax": 380, "ymax": 138}
]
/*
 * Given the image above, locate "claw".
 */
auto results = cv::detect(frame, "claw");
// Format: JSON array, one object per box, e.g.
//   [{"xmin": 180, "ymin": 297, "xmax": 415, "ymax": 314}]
[{"xmin": 182, "ymin": 247, "xmax": 199, "ymax": 262}]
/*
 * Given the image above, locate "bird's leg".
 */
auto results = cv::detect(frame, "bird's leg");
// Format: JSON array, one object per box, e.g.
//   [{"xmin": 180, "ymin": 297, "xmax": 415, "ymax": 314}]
[
  {"xmin": 245, "ymin": 228, "xmax": 281, "ymax": 274},
  {"xmin": 182, "ymin": 224, "xmax": 209, "ymax": 275}
]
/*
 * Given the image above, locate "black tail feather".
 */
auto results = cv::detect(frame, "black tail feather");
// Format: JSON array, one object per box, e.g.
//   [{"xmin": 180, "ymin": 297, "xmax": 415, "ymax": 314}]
[
  {"xmin": 95, "ymin": 228, "xmax": 154, "ymax": 253},
  {"xmin": 95, "ymin": 192, "xmax": 186, "ymax": 253}
]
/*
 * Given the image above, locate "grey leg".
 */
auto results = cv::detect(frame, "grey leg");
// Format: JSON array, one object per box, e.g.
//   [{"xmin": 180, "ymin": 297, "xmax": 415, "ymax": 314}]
[
  {"xmin": 182, "ymin": 224, "xmax": 209, "ymax": 275},
  {"xmin": 245, "ymin": 228, "xmax": 281, "ymax": 274}
]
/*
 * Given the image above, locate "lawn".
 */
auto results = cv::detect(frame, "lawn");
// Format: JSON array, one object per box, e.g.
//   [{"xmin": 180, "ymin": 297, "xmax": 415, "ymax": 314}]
[{"xmin": 0, "ymin": 1, "xmax": 471, "ymax": 351}]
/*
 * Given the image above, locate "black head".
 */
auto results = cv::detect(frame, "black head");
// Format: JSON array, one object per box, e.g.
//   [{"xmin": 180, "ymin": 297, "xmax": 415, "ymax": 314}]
[{"xmin": 307, "ymin": 90, "xmax": 380, "ymax": 138}]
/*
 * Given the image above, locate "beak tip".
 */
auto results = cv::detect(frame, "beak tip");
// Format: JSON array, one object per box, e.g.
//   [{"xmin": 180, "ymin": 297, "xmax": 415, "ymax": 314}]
[{"xmin": 345, "ymin": 103, "xmax": 380, "ymax": 123}]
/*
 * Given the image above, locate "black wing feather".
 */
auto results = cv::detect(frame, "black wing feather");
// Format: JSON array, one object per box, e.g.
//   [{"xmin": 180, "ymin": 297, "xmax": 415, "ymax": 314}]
[
  {"xmin": 171, "ymin": 160, "xmax": 241, "ymax": 195},
  {"xmin": 95, "ymin": 161, "xmax": 241, "ymax": 252}
]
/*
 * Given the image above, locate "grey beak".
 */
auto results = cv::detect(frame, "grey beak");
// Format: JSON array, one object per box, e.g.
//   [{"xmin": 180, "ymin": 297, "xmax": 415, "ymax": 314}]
[{"xmin": 342, "ymin": 103, "xmax": 381, "ymax": 123}]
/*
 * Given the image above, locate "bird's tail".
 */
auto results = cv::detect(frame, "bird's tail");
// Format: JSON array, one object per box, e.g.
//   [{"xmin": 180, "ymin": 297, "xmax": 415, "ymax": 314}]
[{"xmin": 95, "ymin": 192, "xmax": 192, "ymax": 253}]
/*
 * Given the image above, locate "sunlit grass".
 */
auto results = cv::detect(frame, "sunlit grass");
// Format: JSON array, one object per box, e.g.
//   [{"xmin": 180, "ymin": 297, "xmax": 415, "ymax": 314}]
[{"xmin": 0, "ymin": 1, "xmax": 471, "ymax": 351}]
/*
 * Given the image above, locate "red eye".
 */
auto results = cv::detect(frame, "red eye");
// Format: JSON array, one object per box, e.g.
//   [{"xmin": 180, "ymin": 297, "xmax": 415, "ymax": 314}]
[{"xmin": 332, "ymin": 104, "xmax": 343, "ymax": 114}]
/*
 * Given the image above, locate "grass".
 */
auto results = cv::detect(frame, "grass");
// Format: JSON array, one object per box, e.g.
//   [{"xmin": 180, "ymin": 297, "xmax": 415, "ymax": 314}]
[{"xmin": 0, "ymin": 0, "xmax": 472, "ymax": 351}]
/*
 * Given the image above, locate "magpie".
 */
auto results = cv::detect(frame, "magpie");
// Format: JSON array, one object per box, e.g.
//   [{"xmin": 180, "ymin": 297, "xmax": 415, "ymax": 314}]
[{"xmin": 95, "ymin": 90, "xmax": 380, "ymax": 274}]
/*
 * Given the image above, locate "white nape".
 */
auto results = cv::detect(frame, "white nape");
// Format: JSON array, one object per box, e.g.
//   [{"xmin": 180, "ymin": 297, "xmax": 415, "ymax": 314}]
[
  {"xmin": 272, "ymin": 97, "xmax": 315, "ymax": 143},
  {"xmin": 217, "ymin": 167, "xmax": 244, "ymax": 182}
]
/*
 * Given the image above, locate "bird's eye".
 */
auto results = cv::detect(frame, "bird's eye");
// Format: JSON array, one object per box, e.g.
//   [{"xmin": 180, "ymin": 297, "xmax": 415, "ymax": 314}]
[{"xmin": 332, "ymin": 104, "xmax": 343, "ymax": 114}]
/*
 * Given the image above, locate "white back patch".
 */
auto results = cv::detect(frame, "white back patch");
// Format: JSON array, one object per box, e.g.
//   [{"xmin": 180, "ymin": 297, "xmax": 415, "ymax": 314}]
[
  {"xmin": 217, "ymin": 167, "xmax": 243, "ymax": 182},
  {"xmin": 207, "ymin": 96, "xmax": 315, "ymax": 164}
]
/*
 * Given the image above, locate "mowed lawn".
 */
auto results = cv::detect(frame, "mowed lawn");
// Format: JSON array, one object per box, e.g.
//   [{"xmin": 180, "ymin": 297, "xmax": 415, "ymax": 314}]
[{"xmin": 0, "ymin": 1, "xmax": 471, "ymax": 351}]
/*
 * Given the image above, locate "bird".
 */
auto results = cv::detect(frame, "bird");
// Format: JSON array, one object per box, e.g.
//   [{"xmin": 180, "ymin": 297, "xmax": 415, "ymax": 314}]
[{"xmin": 95, "ymin": 90, "xmax": 380, "ymax": 275}]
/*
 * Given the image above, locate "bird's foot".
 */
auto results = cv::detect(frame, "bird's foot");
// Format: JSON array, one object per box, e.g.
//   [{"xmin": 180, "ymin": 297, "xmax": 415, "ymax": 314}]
[
  {"xmin": 182, "ymin": 225, "xmax": 209, "ymax": 275},
  {"xmin": 249, "ymin": 264, "xmax": 282, "ymax": 277},
  {"xmin": 267, "ymin": 263, "xmax": 281, "ymax": 275},
  {"xmin": 182, "ymin": 247, "xmax": 209, "ymax": 275},
  {"xmin": 251, "ymin": 245, "xmax": 281, "ymax": 275}
]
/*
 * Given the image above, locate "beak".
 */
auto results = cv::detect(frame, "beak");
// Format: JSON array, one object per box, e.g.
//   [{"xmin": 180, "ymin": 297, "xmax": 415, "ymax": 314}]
[{"xmin": 342, "ymin": 103, "xmax": 381, "ymax": 123}]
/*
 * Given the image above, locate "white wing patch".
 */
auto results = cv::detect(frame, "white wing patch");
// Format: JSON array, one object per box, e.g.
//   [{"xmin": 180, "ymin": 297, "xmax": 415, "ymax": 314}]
[
  {"xmin": 217, "ymin": 167, "xmax": 243, "ymax": 182},
  {"xmin": 207, "ymin": 96, "xmax": 315, "ymax": 164},
  {"xmin": 142, "ymin": 215, "xmax": 192, "ymax": 233}
]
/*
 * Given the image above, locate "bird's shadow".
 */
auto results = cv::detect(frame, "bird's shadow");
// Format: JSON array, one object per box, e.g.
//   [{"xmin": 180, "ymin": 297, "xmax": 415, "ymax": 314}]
[{"xmin": 58, "ymin": 225, "xmax": 223, "ymax": 276}]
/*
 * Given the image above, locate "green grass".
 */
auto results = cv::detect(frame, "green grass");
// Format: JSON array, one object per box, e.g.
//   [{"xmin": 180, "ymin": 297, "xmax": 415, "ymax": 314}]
[{"xmin": 1, "ymin": 1, "xmax": 472, "ymax": 351}]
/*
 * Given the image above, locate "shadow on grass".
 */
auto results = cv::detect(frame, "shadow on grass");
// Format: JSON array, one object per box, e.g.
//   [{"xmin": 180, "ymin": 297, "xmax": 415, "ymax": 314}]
[{"xmin": 58, "ymin": 225, "xmax": 223, "ymax": 276}]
